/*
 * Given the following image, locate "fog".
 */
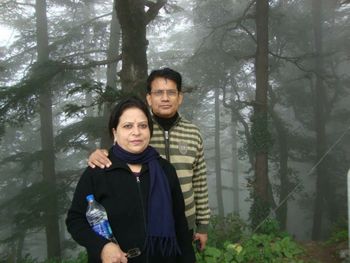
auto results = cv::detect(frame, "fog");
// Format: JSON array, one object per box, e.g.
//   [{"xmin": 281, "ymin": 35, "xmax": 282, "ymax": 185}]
[{"xmin": 0, "ymin": 0, "xmax": 349, "ymax": 261}]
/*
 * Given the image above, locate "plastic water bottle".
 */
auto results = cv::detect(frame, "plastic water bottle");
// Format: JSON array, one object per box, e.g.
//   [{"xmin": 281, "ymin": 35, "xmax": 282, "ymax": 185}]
[{"xmin": 86, "ymin": 194, "xmax": 117, "ymax": 243}]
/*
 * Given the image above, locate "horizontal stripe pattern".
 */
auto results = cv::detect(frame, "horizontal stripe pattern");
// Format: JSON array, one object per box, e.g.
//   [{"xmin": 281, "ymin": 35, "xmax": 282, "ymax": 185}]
[{"xmin": 150, "ymin": 117, "xmax": 211, "ymax": 232}]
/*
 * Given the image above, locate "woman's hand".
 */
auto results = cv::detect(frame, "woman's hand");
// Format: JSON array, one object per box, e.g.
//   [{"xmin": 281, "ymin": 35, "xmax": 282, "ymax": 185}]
[
  {"xmin": 88, "ymin": 149, "xmax": 111, "ymax": 169},
  {"xmin": 101, "ymin": 242, "xmax": 128, "ymax": 263}
]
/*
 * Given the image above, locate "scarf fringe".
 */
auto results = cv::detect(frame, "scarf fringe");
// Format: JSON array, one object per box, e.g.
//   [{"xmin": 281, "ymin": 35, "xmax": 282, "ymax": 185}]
[{"xmin": 146, "ymin": 236, "xmax": 182, "ymax": 256}]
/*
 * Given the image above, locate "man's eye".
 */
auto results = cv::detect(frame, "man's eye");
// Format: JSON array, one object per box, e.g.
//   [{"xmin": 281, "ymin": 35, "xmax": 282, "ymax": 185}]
[
  {"xmin": 168, "ymin": 90, "xmax": 177, "ymax": 96},
  {"xmin": 154, "ymin": 90, "xmax": 163, "ymax": 96}
]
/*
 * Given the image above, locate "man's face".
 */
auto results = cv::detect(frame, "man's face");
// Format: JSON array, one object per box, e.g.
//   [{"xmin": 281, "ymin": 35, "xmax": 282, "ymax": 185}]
[{"xmin": 146, "ymin": 77, "xmax": 183, "ymax": 119}]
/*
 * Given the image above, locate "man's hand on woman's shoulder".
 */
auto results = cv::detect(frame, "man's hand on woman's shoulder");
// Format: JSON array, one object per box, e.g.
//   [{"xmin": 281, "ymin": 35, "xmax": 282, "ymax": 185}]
[{"xmin": 88, "ymin": 149, "xmax": 111, "ymax": 168}]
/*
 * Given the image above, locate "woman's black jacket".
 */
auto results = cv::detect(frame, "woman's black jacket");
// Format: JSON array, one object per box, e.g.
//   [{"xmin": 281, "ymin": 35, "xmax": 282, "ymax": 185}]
[{"xmin": 66, "ymin": 148, "xmax": 195, "ymax": 263}]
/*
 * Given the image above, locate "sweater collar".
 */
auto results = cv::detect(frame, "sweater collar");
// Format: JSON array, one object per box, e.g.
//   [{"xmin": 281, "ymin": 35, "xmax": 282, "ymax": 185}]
[{"xmin": 153, "ymin": 112, "xmax": 180, "ymax": 131}]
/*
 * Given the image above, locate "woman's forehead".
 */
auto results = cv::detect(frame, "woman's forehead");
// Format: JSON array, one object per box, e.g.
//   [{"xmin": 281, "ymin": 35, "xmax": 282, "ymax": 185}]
[{"xmin": 119, "ymin": 108, "xmax": 148, "ymax": 122}]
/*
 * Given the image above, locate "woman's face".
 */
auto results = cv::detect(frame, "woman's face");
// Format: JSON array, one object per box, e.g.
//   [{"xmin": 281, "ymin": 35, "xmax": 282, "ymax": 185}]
[{"xmin": 113, "ymin": 107, "xmax": 151, "ymax": 154}]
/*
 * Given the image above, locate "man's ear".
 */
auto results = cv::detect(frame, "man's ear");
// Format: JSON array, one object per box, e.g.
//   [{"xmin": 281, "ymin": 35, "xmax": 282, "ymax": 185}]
[
  {"xmin": 146, "ymin": 93, "xmax": 152, "ymax": 107},
  {"xmin": 178, "ymin": 92, "xmax": 184, "ymax": 105}
]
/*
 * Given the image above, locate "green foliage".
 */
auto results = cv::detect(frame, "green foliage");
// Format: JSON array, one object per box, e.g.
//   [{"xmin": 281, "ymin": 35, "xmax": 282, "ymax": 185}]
[
  {"xmin": 237, "ymin": 234, "xmax": 303, "ymax": 262},
  {"xmin": 196, "ymin": 233, "xmax": 304, "ymax": 263},
  {"xmin": 257, "ymin": 218, "xmax": 288, "ymax": 237},
  {"xmin": 0, "ymin": 181, "xmax": 61, "ymax": 240},
  {"xmin": 66, "ymin": 252, "xmax": 88, "ymax": 263},
  {"xmin": 0, "ymin": 150, "xmax": 41, "ymax": 173},
  {"xmin": 0, "ymin": 60, "xmax": 64, "ymax": 130},
  {"xmin": 327, "ymin": 229, "xmax": 348, "ymax": 244},
  {"xmin": 207, "ymin": 213, "xmax": 245, "ymax": 248},
  {"xmin": 196, "ymin": 246, "xmax": 222, "ymax": 263},
  {"xmin": 196, "ymin": 235, "xmax": 304, "ymax": 263},
  {"xmin": 326, "ymin": 218, "xmax": 348, "ymax": 245},
  {"xmin": 29, "ymin": 61, "xmax": 64, "ymax": 89},
  {"xmin": 55, "ymin": 116, "xmax": 106, "ymax": 151},
  {"xmin": 64, "ymin": 81, "xmax": 131, "ymax": 117},
  {"xmin": 196, "ymin": 218, "xmax": 304, "ymax": 263},
  {"xmin": 0, "ymin": 82, "xmax": 39, "ymax": 127},
  {"xmin": 249, "ymin": 195, "xmax": 271, "ymax": 231}
]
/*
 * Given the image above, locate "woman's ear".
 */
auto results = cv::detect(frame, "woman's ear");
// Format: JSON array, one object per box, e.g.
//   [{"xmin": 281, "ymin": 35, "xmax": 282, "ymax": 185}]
[{"xmin": 112, "ymin": 128, "xmax": 117, "ymax": 143}]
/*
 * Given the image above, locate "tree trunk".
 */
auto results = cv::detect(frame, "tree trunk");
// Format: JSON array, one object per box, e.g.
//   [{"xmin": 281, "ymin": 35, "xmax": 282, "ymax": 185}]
[
  {"xmin": 215, "ymin": 87, "xmax": 224, "ymax": 216},
  {"xmin": 231, "ymin": 113, "xmax": 240, "ymax": 215},
  {"xmin": 250, "ymin": 0, "xmax": 270, "ymax": 229},
  {"xmin": 115, "ymin": 0, "xmax": 148, "ymax": 96},
  {"xmin": 271, "ymin": 109, "xmax": 289, "ymax": 230},
  {"xmin": 101, "ymin": 0, "xmax": 121, "ymax": 148},
  {"xmin": 35, "ymin": 0, "xmax": 61, "ymax": 259},
  {"xmin": 311, "ymin": 0, "xmax": 328, "ymax": 240},
  {"xmin": 16, "ymin": 232, "xmax": 25, "ymax": 262},
  {"xmin": 114, "ymin": 0, "xmax": 166, "ymax": 96}
]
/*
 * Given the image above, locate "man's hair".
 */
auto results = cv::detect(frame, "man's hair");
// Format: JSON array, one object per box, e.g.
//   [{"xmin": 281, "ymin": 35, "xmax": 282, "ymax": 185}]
[
  {"xmin": 147, "ymin": 67, "xmax": 182, "ymax": 93},
  {"xmin": 108, "ymin": 96, "xmax": 153, "ymax": 139}
]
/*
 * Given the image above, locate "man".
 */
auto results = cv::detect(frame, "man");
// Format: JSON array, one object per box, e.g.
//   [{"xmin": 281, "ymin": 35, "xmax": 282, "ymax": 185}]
[{"xmin": 88, "ymin": 68, "xmax": 210, "ymax": 250}]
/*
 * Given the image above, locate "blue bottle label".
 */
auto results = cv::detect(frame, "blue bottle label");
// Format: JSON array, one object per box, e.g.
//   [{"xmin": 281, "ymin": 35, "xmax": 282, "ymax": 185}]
[{"xmin": 92, "ymin": 219, "xmax": 113, "ymax": 239}]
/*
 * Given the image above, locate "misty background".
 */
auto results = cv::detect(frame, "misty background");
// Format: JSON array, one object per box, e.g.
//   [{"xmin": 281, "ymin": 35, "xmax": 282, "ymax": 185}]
[{"xmin": 0, "ymin": 0, "xmax": 350, "ymax": 261}]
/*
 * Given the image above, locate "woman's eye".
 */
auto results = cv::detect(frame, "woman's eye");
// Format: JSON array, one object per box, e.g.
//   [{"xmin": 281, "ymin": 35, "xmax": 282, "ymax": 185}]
[
  {"xmin": 139, "ymin": 124, "xmax": 148, "ymax": 129},
  {"xmin": 124, "ymin": 124, "xmax": 133, "ymax": 129}
]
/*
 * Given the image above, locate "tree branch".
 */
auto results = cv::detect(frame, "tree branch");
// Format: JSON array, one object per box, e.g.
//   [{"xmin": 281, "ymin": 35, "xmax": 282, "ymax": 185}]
[
  {"xmin": 145, "ymin": 0, "xmax": 167, "ymax": 25},
  {"xmin": 3, "ymin": 12, "xmax": 113, "ymax": 64},
  {"xmin": 62, "ymin": 55, "xmax": 122, "ymax": 70},
  {"xmin": 1, "ymin": 1, "xmax": 35, "ymax": 8},
  {"xmin": 194, "ymin": 0, "xmax": 255, "ymax": 57}
]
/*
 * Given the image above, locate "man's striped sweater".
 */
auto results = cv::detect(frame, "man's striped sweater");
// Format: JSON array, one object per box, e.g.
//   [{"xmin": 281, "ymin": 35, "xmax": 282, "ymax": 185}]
[{"xmin": 150, "ymin": 115, "xmax": 211, "ymax": 233}]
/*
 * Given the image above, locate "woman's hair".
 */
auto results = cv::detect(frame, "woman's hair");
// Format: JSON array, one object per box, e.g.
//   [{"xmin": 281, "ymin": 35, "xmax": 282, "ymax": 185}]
[{"xmin": 108, "ymin": 96, "xmax": 153, "ymax": 139}]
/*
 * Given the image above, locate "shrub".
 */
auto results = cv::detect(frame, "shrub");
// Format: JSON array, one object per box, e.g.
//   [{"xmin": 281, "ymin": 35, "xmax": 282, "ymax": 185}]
[
  {"xmin": 326, "ymin": 218, "xmax": 348, "ymax": 245},
  {"xmin": 207, "ymin": 213, "xmax": 245, "ymax": 248},
  {"xmin": 196, "ymin": 218, "xmax": 304, "ymax": 263}
]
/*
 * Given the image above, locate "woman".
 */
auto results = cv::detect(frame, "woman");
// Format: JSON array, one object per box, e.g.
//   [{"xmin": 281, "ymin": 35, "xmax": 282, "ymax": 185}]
[{"xmin": 66, "ymin": 96, "xmax": 195, "ymax": 263}]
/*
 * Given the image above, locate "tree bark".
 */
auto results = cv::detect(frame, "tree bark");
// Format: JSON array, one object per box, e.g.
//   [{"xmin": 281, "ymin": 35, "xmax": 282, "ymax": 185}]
[
  {"xmin": 101, "ymin": 0, "xmax": 121, "ymax": 148},
  {"xmin": 115, "ymin": 0, "xmax": 148, "ymax": 96},
  {"xmin": 270, "ymin": 109, "xmax": 289, "ymax": 230},
  {"xmin": 231, "ymin": 113, "xmax": 240, "ymax": 215},
  {"xmin": 250, "ymin": 0, "xmax": 270, "ymax": 228},
  {"xmin": 35, "ymin": 0, "xmax": 61, "ymax": 259},
  {"xmin": 115, "ymin": 0, "xmax": 166, "ymax": 96},
  {"xmin": 215, "ymin": 87, "xmax": 224, "ymax": 216}
]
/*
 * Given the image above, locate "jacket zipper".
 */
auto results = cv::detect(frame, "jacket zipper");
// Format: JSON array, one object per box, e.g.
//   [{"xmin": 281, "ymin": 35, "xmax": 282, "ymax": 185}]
[
  {"xmin": 135, "ymin": 175, "xmax": 148, "ymax": 263},
  {"xmin": 164, "ymin": 130, "xmax": 170, "ymax": 161},
  {"xmin": 135, "ymin": 175, "xmax": 147, "ymax": 233}
]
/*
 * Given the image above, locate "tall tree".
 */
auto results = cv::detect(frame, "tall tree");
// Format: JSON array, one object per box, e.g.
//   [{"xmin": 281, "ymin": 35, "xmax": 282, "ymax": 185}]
[
  {"xmin": 35, "ymin": 0, "xmax": 61, "ymax": 259},
  {"xmin": 269, "ymin": 89, "xmax": 290, "ymax": 230},
  {"xmin": 101, "ymin": 0, "xmax": 121, "ymax": 148},
  {"xmin": 231, "ymin": 112, "xmax": 240, "ymax": 215},
  {"xmin": 214, "ymin": 87, "xmax": 224, "ymax": 216},
  {"xmin": 311, "ymin": 0, "xmax": 328, "ymax": 240},
  {"xmin": 250, "ymin": 0, "xmax": 271, "ymax": 229}
]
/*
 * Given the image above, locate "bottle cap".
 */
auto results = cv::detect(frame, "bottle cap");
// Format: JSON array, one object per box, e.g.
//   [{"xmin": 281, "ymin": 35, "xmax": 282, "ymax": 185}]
[{"xmin": 86, "ymin": 194, "xmax": 94, "ymax": 202}]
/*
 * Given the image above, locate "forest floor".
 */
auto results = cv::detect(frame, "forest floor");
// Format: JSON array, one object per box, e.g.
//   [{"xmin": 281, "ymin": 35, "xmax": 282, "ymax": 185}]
[{"xmin": 299, "ymin": 240, "xmax": 349, "ymax": 263}]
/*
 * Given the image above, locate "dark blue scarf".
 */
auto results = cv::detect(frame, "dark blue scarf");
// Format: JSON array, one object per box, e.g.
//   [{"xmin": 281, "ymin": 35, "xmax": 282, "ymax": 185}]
[{"xmin": 112, "ymin": 144, "xmax": 181, "ymax": 256}]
